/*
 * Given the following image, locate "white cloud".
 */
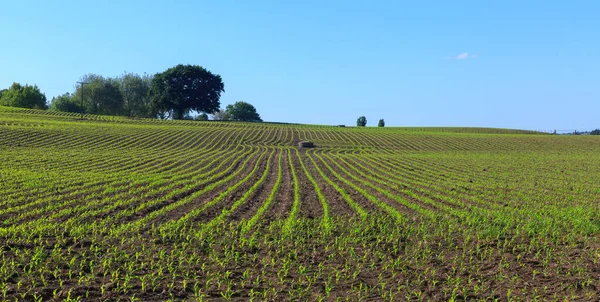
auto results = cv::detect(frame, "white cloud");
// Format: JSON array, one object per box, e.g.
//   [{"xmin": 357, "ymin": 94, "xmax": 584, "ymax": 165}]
[
  {"xmin": 449, "ymin": 52, "xmax": 477, "ymax": 60},
  {"xmin": 456, "ymin": 52, "xmax": 470, "ymax": 60}
]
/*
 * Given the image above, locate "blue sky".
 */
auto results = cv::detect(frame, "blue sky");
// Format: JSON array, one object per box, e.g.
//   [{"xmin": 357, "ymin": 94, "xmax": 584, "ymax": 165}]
[{"xmin": 1, "ymin": 0, "xmax": 599, "ymax": 130}]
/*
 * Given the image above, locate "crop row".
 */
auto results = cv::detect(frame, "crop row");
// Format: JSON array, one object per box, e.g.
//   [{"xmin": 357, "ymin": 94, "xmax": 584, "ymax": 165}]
[{"xmin": 2, "ymin": 108, "xmax": 600, "ymax": 300}]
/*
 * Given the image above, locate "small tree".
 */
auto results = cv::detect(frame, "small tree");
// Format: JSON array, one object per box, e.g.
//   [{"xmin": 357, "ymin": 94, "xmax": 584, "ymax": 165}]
[
  {"xmin": 196, "ymin": 113, "xmax": 209, "ymax": 121},
  {"xmin": 378, "ymin": 119, "xmax": 385, "ymax": 127},
  {"xmin": 357, "ymin": 116, "xmax": 367, "ymax": 127},
  {"xmin": 50, "ymin": 93, "xmax": 80, "ymax": 113},
  {"xmin": 591, "ymin": 129, "xmax": 600, "ymax": 135},
  {"xmin": 211, "ymin": 109, "xmax": 230, "ymax": 121},
  {"xmin": 225, "ymin": 101, "xmax": 262, "ymax": 122}
]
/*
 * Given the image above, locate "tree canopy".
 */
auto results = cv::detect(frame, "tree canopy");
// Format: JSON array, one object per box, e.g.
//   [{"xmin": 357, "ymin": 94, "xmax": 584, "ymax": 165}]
[
  {"xmin": 378, "ymin": 119, "xmax": 385, "ymax": 127},
  {"xmin": 225, "ymin": 101, "xmax": 262, "ymax": 122},
  {"xmin": 49, "ymin": 93, "xmax": 80, "ymax": 113},
  {"xmin": 119, "ymin": 72, "xmax": 152, "ymax": 117},
  {"xmin": 149, "ymin": 64, "xmax": 224, "ymax": 120},
  {"xmin": 51, "ymin": 73, "xmax": 152, "ymax": 117},
  {"xmin": 357, "ymin": 116, "xmax": 367, "ymax": 127},
  {"xmin": 73, "ymin": 74, "xmax": 124, "ymax": 116},
  {"xmin": 0, "ymin": 83, "xmax": 47, "ymax": 109},
  {"xmin": 7, "ymin": 64, "xmax": 226, "ymax": 120}
]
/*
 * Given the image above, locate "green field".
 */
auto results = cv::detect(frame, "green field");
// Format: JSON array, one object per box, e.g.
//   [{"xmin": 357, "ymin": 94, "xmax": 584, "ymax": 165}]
[{"xmin": 1, "ymin": 106, "xmax": 600, "ymax": 301}]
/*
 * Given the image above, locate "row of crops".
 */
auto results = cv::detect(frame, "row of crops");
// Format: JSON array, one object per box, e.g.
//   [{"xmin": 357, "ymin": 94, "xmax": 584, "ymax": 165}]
[{"xmin": 1, "ymin": 106, "xmax": 600, "ymax": 300}]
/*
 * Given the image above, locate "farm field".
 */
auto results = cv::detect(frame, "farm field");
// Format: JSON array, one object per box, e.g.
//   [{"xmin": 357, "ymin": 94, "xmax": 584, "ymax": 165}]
[{"xmin": 1, "ymin": 106, "xmax": 600, "ymax": 301}]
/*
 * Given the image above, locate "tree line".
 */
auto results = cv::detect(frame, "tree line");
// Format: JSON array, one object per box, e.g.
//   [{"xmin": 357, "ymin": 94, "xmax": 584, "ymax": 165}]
[
  {"xmin": 356, "ymin": 116, "xmax": 385, "ymax": 127},
  {"xmin": 0, "ymin": 64, "xmax": 262, "ymax": 122}
]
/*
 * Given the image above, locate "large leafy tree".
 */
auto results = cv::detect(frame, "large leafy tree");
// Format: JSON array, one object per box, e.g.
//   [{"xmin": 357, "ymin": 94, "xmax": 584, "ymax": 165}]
[
  {"xmin": 74, "ymin": 74, "xmax": 124, "ymax": 116},
  {"xmin": 92, "ymin": 80, "xmax": 123, "ymax": 116},
  {"xmin": 0, "ymin": 83, "xmax": 47, "ymax": 109},
  {"xmin": 225, "ymin": 101, "xmax": 262, "ymax": 122},
  {"xmin": 148, "ymin": 64, "xmax": 224, "ymax": 120},
  {"xmin": 117, "ymin": 72, "xmax": 153, "ymax": 117}
]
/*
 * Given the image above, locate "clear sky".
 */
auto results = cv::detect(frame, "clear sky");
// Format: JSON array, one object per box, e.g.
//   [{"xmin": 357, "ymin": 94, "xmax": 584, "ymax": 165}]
[{"xmin": 1, "ymin": 1, "xmax": 599, "ymax": 130}]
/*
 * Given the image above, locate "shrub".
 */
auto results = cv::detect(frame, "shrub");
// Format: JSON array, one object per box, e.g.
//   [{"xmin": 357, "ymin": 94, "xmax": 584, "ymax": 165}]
[{"xmin": 196, "ymin": 113, "xmax": 209, "ymax": 121}]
